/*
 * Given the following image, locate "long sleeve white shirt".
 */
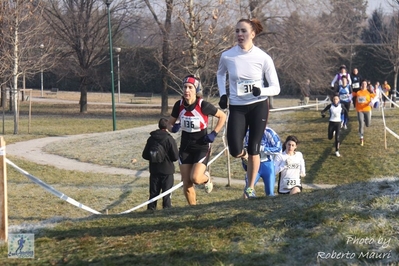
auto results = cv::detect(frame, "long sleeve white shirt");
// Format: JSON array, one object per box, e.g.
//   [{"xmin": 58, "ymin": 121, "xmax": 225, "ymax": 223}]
[{"xmin": 217, "ymin": 45, "xmax": 280, "ymax": 105}]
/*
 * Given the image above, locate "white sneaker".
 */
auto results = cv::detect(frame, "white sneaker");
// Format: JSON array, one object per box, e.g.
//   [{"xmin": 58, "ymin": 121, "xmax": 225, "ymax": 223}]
[
  {"xmin": 204, "ymin": 171, "xmax": 213, "ymax": 193},
  {"xmin": 344, "ymin": 124, "xmax": 347, "ymax": 130},
  {"xmin": 335, "ymin": 151, "xmax": 341, "ymax": 157}
]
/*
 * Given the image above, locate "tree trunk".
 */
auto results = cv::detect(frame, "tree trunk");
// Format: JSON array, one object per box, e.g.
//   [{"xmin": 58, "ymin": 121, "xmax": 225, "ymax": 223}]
[
  {"xmin": 393, "ymin": 70, "xmax": 398, "ymax": 108},
  {"xmin": 9, "ymin": 89, "xmax": 12, "ymax": 112},
  {"xmin": 21, "ymin": 72, "xmax": 26, "ymax": 102},
  {"xmin": 161, "ymin": 37, "xmax": 170, "ymax": 116},
  {"xmin": 160, "ymin": 0, "xmax": 173, "ymax": 116},
  {"xmin": 161, "ymin": 77, "xmax": 169, "ymax": 116},
  {"xmin": 0, "ymin": 84, "xmax": 5, "ymax": 108},
  {"xmin": 12, "ymin": 12, "xmax": 19, "ymax": 134},
  {"xmin": 79, "ymin": 77, "xmax": 88, "ymax": 113}
]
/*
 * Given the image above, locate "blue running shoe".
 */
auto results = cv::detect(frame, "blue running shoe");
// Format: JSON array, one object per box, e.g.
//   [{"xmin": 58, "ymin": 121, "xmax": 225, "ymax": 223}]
[{"xmin": 244, "ymin": 187, "xmax": 256, "ymax": 198}]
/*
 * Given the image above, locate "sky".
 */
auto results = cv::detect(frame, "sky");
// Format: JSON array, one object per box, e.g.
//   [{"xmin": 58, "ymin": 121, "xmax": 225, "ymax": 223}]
[{"xmin": 367, "ymin": 0, "xmax": 395, "ymax": 14}]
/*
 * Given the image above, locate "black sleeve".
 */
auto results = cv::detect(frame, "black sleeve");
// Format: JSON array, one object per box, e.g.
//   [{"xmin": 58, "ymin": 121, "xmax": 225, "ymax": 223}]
[
  {"xmin": 170, "ymin": 100, "xmax": 181, "ymax": 118},
  {"xmin": 142, "ymin": 137, "xmax": 151, "ymax": 160},
  {"xmin": 321, "ymin": 104, "xmax": 331, "ymax": 113},
  {"xmin": 167, "ymin": 135, "xmax": 179, "ymax": 162},
  {"xmin": 200, "ymin": 100, "xmax": 218, "ymax": 116},
  {"xmin": 341, "ymin": 103, "xmax": 349, "ymax": 116}
]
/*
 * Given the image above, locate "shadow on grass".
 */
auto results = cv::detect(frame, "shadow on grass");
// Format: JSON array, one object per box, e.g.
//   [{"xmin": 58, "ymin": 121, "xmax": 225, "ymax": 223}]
[
  {"xmin": 304, "ymin": 121, "xmax": 352, "ymax": 184},
  {"xmin": 99, "ymin": 177, "xmax": 143, "ymax": 213},
  {"xmin": 34, "ymin": 178, "xmax": 399, "ymax": 265}
]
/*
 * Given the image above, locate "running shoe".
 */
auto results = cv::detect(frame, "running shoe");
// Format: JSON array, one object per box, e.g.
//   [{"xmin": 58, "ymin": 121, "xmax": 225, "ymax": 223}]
[
  {"xmin": 204, "ymin": 171, "xmax": 213, "ymax": 193},
  {"xmin": 335, "ymin": 151, "xmax": 341, "ymax": 157},
  {"xmin": 244, "ymin": 187, "xmax": 256, "ymax": 198},
  {"xmin": 344, "ymin": 124, "xmax": 347, "ymax": 130},
  {"xmin": 360, "ymin": 138, "xmax": 364, "ymax": 146}
]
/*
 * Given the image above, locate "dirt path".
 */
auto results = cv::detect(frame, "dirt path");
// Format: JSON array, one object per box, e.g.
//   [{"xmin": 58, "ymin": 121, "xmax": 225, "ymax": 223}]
[
  {"xmin": 6, "ymin": 129, "xmax": 335, "ymax": 190},
  {"xmin": 7, "ymin": 94, "xmax": 335, "ymax": 189}
]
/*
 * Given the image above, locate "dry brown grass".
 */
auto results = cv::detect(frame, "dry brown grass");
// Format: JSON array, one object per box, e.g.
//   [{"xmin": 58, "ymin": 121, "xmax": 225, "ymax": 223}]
[{"xmin": 2, "ymin": 92, "xmax": 399, "ymax": 265}]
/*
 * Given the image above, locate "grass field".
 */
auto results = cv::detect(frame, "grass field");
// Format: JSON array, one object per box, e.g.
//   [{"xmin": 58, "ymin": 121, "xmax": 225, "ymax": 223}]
[{"xmin": 0, "ymin": 90, "xmax": 398, "ymax": 265}]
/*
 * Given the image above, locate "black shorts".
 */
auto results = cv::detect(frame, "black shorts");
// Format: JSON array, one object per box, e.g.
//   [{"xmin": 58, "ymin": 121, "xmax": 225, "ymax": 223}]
[{"xmin": 179, "ymin": 144, "xmax": 210, "ymax": 165}]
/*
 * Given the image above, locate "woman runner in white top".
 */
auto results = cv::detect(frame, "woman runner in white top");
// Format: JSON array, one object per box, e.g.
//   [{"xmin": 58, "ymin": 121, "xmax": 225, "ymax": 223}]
[
  {"xmin": 320, "ymin": 94, "xmax": 349, "ymax": 157},
  {"xmin": 274, "ymin": 135, "xmax": 306, "ymax": 195},
  {"xmin": 217, "ymin": 18, "xmax": 280, "ymax": 198}
]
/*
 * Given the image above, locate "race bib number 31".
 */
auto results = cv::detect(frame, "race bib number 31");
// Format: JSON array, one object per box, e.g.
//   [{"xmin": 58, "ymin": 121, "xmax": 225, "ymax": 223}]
[{"xmin": 237, "ymin": 79, "xmax": 262, "ymax": 96}]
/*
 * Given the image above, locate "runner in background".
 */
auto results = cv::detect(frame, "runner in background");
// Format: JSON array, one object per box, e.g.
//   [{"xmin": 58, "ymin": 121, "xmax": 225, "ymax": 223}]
[
  {"xmin": 382, "ymin": 80, "xmax": 391, "ymax": 108},
  {"xmin": 352, "ymin": 80, "xmax": 377, "ymax": 146},
  {"xmin": 331, "ymin": 65, "xmax": 351, "ymax": 91},
  {"xmin": 337, "ymin": 75, "xmax": 351, "ymax": 129},
  {"xmin": 321, "ymin": 94, "xmax": 349, "ymax": 157},
  {"xmin": 350, "ymin": 68, "xmax": 362, "ymax": 108}
]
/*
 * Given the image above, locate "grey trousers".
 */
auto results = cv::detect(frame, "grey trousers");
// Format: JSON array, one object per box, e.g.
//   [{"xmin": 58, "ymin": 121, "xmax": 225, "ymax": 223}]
[{"xmin": 357, "ymin": 111, "xmax": 371, "ymax": 138}]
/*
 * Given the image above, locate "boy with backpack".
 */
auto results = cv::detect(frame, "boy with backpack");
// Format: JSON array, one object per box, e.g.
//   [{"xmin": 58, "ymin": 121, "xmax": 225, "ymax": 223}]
[{"xmin": 142, "ymin": 118, "xmax": 179, "ymax": 210}]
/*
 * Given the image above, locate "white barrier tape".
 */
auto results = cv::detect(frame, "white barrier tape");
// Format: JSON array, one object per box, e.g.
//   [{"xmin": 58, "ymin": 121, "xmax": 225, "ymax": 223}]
[
  {"xmin": 118, "ymin": 182, "xmax": 183, "ymax": 214},
  {"xmin": 6, "ymin": 158, "xmax": 102, "ymax": 215},
  {"xmin": 4, "ymin": 94, "xmax": 393, "ymax": 216},
  {"xmin": 6, "ymin": 147, "xmax": 225, "ymax": 215},
  {"xmin": 270, "ymin": 97, "xmax": 330, "ymax": 112},
  {"xmin": 386, "ymin": 127, "xmax": 399, "ymax": 140},
  {"xmin": 118, "ymin": 147, "xmax": 227, "ymax": 214},
  {"xmin": 208, "ymin": 146, "xmax": 228, "ymax": 166},
  {"xmin": 382, "ymin": 93, "xmax": 399, "ymax": 108}
]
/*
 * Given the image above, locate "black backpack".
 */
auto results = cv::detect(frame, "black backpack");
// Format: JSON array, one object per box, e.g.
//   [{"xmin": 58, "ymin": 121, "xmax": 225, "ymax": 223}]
[{"xmin": 149, "ymin": 138, "xmax": 168, "ymax": 163}]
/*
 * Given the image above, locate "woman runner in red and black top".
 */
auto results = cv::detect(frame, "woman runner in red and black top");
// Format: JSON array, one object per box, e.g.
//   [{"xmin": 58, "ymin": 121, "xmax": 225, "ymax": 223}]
[{"xmin": 168, "ymin": 75, "xmax": 226, "ymax": 205}]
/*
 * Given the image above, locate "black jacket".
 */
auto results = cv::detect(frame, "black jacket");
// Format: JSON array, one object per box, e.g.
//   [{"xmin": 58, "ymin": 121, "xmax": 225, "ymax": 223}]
[{"xmin": 142, "ymin": 129, "xmax": 179, "ymax": 175}]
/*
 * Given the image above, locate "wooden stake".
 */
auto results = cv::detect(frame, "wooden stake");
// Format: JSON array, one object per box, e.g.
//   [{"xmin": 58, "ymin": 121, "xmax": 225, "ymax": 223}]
[{"xmin": 0, "ymin": 137, "xmax": 8, "ymax": 242}]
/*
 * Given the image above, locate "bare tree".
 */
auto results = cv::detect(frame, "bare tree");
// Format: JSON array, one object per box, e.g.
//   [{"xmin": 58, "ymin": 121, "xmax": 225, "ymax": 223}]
[
  {"xmin": 364, "ymin": 5, "xmax": 399, "ymax": 103},
  {"xmin": 143, "ymin": 0, "xmax": 174, "ymax": 116},
  {"xmin": 172, "ymin": 0, "xmax": 235, "ymax": 97},
  {"xmin": 253, "ymin": 0, "xmax": 368, "ymax": 96},
  {"xmin": 0, "ymin": 0, "xmax": 50, "ymax": 134},
  {"xmin": 42, "ymin": 0, "xmax": 135, "ymax": 113}
]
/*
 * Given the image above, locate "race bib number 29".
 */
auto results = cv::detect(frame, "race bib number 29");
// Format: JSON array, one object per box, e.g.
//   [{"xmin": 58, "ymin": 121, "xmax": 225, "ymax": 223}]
[{"xmin": 237, "ymin": 79, "xmax": 262, "ymax": 96}]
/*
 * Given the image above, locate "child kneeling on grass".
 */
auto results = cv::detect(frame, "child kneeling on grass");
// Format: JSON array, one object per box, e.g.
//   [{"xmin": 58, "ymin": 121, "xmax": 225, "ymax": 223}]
[{"xmin": 274, "ymin": 135, "xmax": 306, "ymax": 195}]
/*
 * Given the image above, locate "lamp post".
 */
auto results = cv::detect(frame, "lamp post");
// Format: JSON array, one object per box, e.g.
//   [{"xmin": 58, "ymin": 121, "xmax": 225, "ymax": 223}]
[
  {"xmin": 104, "ymin": 0, "xmax": 117, "ymax": 131},
  {"xmin": 115, "ymin": 47, "xmax": 121, "ymax": 103},
  {"xmin": 40, "ymin": 43, "xmax": 44, "ymax": 97}
]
